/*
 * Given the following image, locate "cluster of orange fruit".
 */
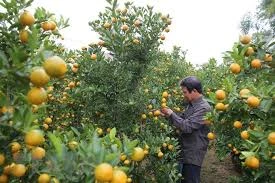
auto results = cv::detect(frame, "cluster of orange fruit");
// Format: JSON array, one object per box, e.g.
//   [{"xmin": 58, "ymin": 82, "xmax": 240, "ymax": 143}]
[
  {"xmin": 229, "ymin": 35, "xmax": 272, "ymax": 74},
  {"xmin": 19, "ymin": 10, "xmax": 56, "ymax": 43},
  {"xmin": 0, "ymin": 129, "xmax": 53, "ymax": 182},
  {"xmin": 94, "ymin": 145, "xmax": 149, "ymax": 183},
  {"xmin": 27, "ymin": 56, "xmax": 67, "ymax": 105},
  {"xmin": 94, "ymin": 163, "xmax": 130, "ymax": 183}
]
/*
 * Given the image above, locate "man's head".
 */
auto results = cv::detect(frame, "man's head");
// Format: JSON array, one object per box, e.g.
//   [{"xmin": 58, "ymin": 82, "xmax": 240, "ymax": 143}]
[{"xmin": 180, "ymin": 76, "xmax": 202, "ymax": 102}]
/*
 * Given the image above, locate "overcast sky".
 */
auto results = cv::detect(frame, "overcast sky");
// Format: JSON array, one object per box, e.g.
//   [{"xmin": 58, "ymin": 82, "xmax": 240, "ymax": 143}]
[{"xmin": 31, "ymin": 0, "xmax": 259, "ymax": 65}]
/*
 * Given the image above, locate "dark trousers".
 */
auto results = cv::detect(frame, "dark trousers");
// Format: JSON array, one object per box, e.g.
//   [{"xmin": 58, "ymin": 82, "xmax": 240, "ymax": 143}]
[{"xmin": 178, "ymin": 163, "xmax": 201, "ymax": 183}]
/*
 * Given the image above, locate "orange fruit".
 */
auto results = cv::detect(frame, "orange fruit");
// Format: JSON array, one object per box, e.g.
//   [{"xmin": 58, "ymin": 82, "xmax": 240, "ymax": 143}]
[
  {"xmin": 247, "ymin": 96, "xmax": 260, "ymax": 108},
  {"xmin": 73, "ymin": 63, "xmax": 79, "ymax": 68},
  {"xmin": 121, "ymin": 24, "xmax": 129, "ymax": 31},
  {"xmin": 215, "ymin": 103, "xmax": 225, "ymax": 111},
  {"xmin": 38, "ymin": 173, "xmax": 50, "ymax": 183},
  {"xmin": 41, "ymin": 21, "xmax": 56, "ymax": 31},
  {"xmin": 24, "ymin": 129, "xmax": 45, "ymax": 146},
  {"xmin": 251, "ymin": 59, "xmax": 261, "ymax": 69},
  {"xmin": 120, "ymin": 154, "xmax": 127, "ymax": 161},
  {"xmin": 98, "ymin": 40, "xmax": 105, "ymax": 46},
  {"xmin": 215, "ymin": 90, "xmax": 226, "ymax": 100},
  {"xmin": 0, "ymin": 174, "xmax": 8, "ymax": 183},
  {"xmin": 19, "ymin": 30, "xmax": 29, "ymax": 43},
  {"xmin": 147, "ymin": 104, "xmax": 153, "ymax": 109},
  {"xmin": 111, "ymin": 17, "xmax": 117, "ymax": 23},
  {"xmin": 245, "ymin": 156, "xmax": 260, "ymax": 169},
  {"xmin": 207, "ymin": 132, "xmax": 215, "ymax": 140},
  {"xmin": 204, "ymin": 120, "xmax": 212, "ymax": 125},
  {"xmin": 94, "ymin": 163, "xmax": 113, "ymax": 181},
  {"xmin": 106, "ymin": 128, "xmax": 111, "ymax": 132},
  {"xmin": 174, "ymin": 107, "xmax": 181, "ymax": 112},
  {"xmin": 0, "ymin": 154, "xmax": 5, "ymax": 165},
  {"xmin": 239, "ymin": 89, "xmax": 250, "ymax": 98},
  {"xmin": 19, "ymin": 10, "xmax": 35, "ymax": 26},
  {"xmin": 10, "ymin": 164, "xmax": 26, "ymax": 177},
  {"xmin": 161, "ymin": 98, "xmax": 167, "ymax": 103},
  {"xmin": 43, "ymin": 123, "xmax": 49, "ymax": 130},
  {"xmin": 68, "ymin": 81, "xmax": 75, "ymax": 89},
  {"xmin": 43, "ymin": 56, "xmax": 67, "ymax": 78},
  {"xmin": 27, "ymin": 87, "xmax": 47, "ymax": 105},
  {"xmin": 143, "ymin": 149, "xmax": 149, "ymax": 155},
  {"xmin": 162, "ymin": 91, "xmax": 168, "ymax": 98},
  {"xmin": 134, "ymin": 19, "xmax": 141, "ymax": 27},
  {"xmin": 161, "ymin": 103, "xmax": 167, "ymax": 108},
  {"xmin": 245, "ymin": 47, "xmax": 254, "ymax": 56},
  {"xmin": 133, "ymin": 39, "xmax": 140, "ymax": 44},
  {"xmin": 141, "ymin": 114, "xmax": 146, "ymax": 120},
  {"xmin": 97, "ymin": 128, "xmax": 103, "ymax": 135},
  {"xmin": 144, "ymin": 144, "xmax": 149, "ymax": 150},
  {"xmin": 121, "ymin": 8, "xmax": 128, "ymax": 15},
  {"xmin": 111, "ymin": 169, "xmax": 127, "ymax": 183},
  {"xmin": 165, "ymin": 27, "xmax": 170, "ymax": 32},
  {"xmin": 30, "ymin": 67, "xmax": 50, "ymax": 87},
  {"xmin": 153, "ymin": 110, "xmax": 161, "ymax": 116},
  {"xmin": 160, "ymin": 35, "xmax": 165, "ymax": 40},
  {"xmin": 3, "ymin": 163, "xmax": 15, "ymax": 175},
  {"xmin": 71, "ymin": 67, "xmax": 78, "ymax": 73},
  {"xmin": 91, "ymin": 54, "xmax": 97, "ymax": 60},
  {"xmin": 41, "ymin": 21, "xmax": 52, "ymax": 31},
  {"xmin": 233, "ymin": 121, "xmax": 242, "ymax": 129},
  {"xmin": 168, "ymin": 144, "xmax": 174, "ymax": 150},
  {"xmin": 264, "ymin": 54, "xmax": 272, "ymax": 62},
  {"xmin": 131, "ymin": 147, "xmax": 145, "ymax": 161},
  {"xmin": 103, "ymin": 22, "xmax": 111, "ymax": 29},
  {"xmin": 240, "ymin": 131, "xmax": 249, "ymax": 140},
  {"xmin": 158, "ymin": 151, "xmax": 163, "ymax": 158},
  {"xmin": 48, "ymin": 21, "xmax": 56, "ymax": 30},
  {"xmin": 10, "ymin": 142, "xmax": 21, "ymax": 153},
  {"xmin": 166, "ymin": 18, "xmax": 172, "ymax": 25},
  {"xmin": 161, "ymin": 14, "xmax": 167, "ymax": 21},
  {"xmin": 68, "ymin": 141, "xmax": 78, "ymax": 150},
  {"xmin": 52, "ymin": 177, "xmax": 59, "ymax": 183},
  {"xmin": 230, "ymin": 63, "xmax": 241, "ymax": 74},
  {"xmin": 31, "ymin": 147, "xmax": 45, "ymax": 160},
  {"xmin": 127, "ymin": 177, "xmax": 132, "ymax": 183},
  {"xmin": 123, "ymin": 159, "xmax": 130, "ymax": 165},
  {"xmin": 44, "ymin": 117, "xmax": 52, "ymax": 124},
  {"xmin": 239, "ymin": 35, "xmax": 251, "ymax": 44},
  {"xmin": 268, "ymin": 132, "xmax": 275, "ymax": 145}
]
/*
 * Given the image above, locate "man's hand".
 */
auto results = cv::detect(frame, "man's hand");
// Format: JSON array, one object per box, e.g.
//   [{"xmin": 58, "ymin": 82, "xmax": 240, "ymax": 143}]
[{"xmin": 160, "ymin": 108, "xmax": 173, "ymax": 117}]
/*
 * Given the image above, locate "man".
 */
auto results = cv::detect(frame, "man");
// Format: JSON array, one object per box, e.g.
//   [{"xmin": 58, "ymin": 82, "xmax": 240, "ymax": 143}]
[{"xmin": 161, "ymin": 76, "xmax": 211, "ymax": 183}]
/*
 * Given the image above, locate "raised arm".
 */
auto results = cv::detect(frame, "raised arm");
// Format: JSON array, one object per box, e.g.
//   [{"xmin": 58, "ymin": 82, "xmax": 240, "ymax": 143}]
[{"xmin": 169, "ymin": 107, "xmax": 208, "ymax": 133}]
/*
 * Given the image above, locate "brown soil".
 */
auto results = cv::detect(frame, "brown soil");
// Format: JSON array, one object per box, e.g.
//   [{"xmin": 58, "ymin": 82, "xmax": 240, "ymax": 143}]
[{"xmin": 201, "ymin": 148, "xmax": 241, "ymax": 183}]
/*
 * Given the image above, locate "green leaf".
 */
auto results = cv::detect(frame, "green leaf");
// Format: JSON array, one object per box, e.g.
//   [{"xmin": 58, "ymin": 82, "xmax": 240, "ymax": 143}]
[
  {"xmin": 249, "ymin": 130, "xmax": 264, "ymax": 139},
  {"xmin": 104, "ymin": 153, "xmax": 119, "ymax": 164},
  {"xmin": 260, "ymin": 98, "xmax": 273, "ymax": 113},
  {"xmin": 109, "ymin": 128, "xmax": 116, "ymax": 140},
  {"xmin": 71, "ymin": 127, "xmax": 81, "ymax": 137},
  {"xmin": 240, "ymin": 151, "xmax": 256, "ymax": 159},
  {"xmin": 0, "ymin": 51, "xmax": 8, "ymax": 67},
  {"xmin": 48, "ymin": 132, "xmax": 63, "ymax": 160}
]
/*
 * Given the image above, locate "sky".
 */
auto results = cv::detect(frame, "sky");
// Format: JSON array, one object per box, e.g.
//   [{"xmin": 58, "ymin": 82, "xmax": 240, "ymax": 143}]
[{"xmin": 31, "ymin": 0, "xmax": 259, "ymax": 65}]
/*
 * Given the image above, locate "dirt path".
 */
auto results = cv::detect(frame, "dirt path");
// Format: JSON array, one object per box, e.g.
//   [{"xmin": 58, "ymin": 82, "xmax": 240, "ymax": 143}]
[{"xmin": 201, "ymin": 148, "xmax": 241, "ymax": 183}]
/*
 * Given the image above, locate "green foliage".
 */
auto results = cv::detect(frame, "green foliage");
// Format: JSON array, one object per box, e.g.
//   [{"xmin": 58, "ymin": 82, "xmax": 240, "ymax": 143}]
[{"xmin": 203, "ymin": 34, "xmax": 275, "ymax": 182}]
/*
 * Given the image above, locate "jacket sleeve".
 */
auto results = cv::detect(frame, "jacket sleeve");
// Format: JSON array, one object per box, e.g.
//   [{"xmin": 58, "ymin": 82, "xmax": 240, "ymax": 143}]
[{"xmin": 168, "ymin": 107, "xmax": 208, "ymax": 134}]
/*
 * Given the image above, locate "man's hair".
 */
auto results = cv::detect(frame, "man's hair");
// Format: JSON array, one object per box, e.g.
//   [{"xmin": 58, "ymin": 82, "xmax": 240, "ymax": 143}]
[{"xmin": 180, "ymin": 76, "xmax": 203, "ymax": 94}]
